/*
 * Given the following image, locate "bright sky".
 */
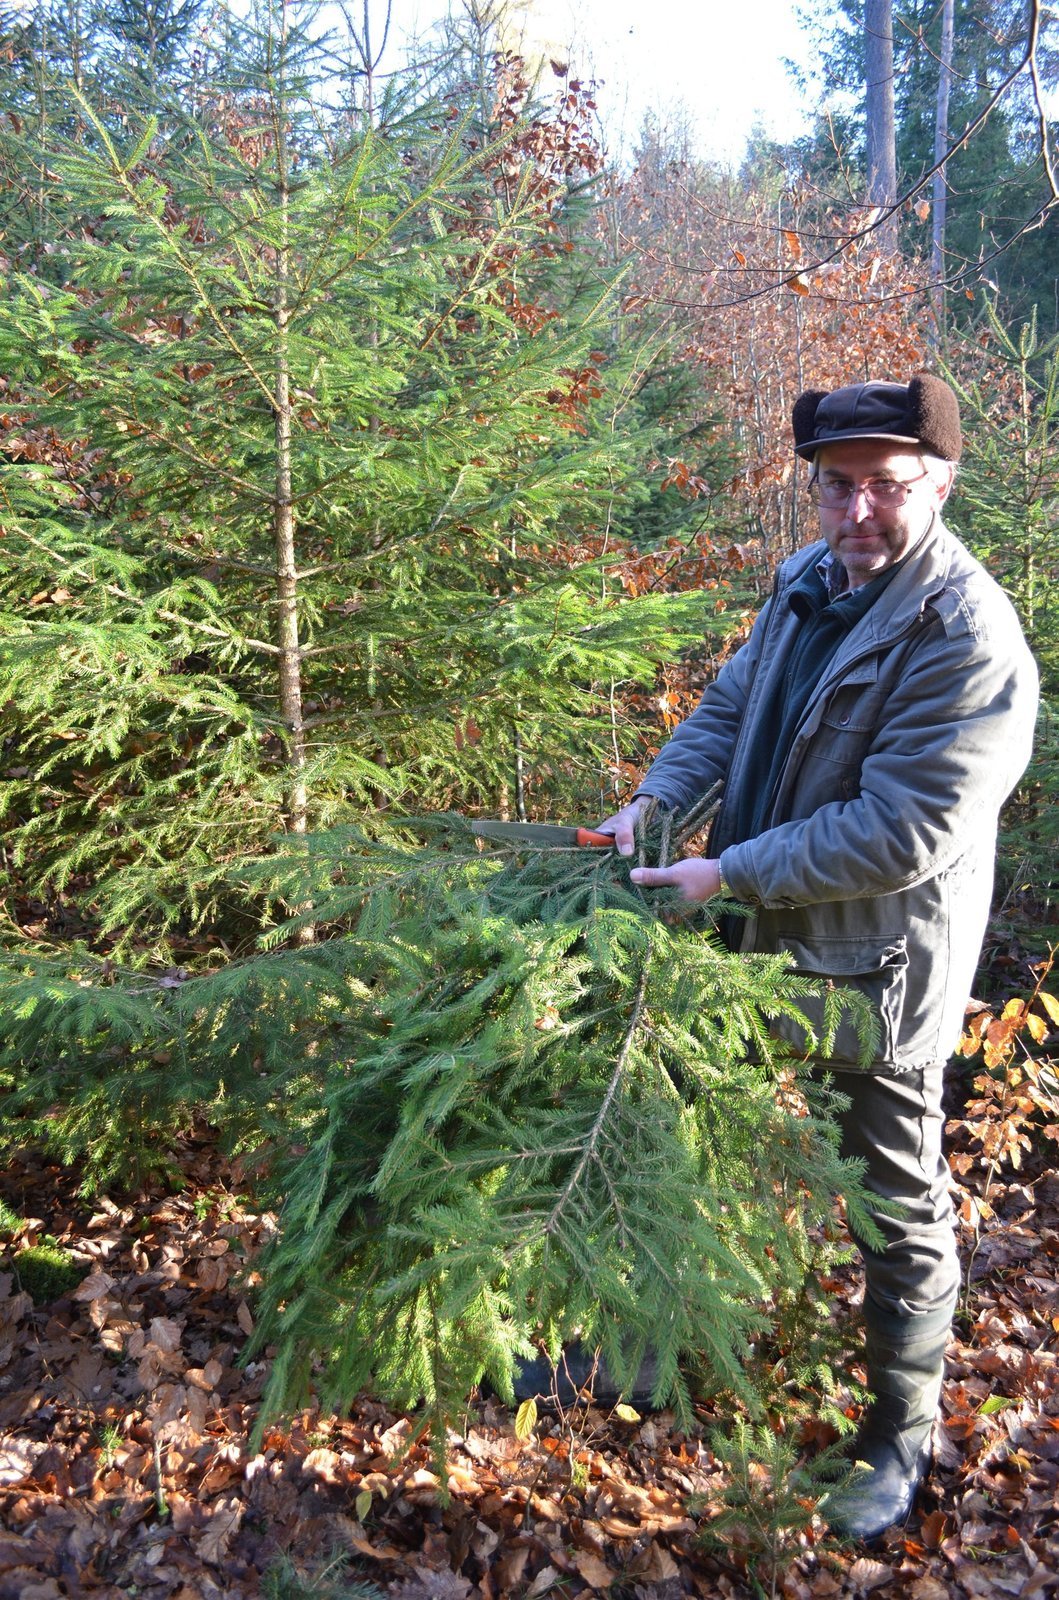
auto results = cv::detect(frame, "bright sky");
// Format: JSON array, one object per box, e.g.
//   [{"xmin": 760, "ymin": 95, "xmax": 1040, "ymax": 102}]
[
  {"xmin": 6, "ymin": 0, "xmax": 816, "ymax": 163},
  {"xmin": 399, "ymin": 0, "xmax": 816, "ymax": 168}
]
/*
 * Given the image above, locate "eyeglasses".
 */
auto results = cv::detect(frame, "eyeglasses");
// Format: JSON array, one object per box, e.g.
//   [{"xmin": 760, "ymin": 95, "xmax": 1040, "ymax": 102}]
[{"xmin": 808, "ymin": 471, "xmax": 930, "ymax": 509}]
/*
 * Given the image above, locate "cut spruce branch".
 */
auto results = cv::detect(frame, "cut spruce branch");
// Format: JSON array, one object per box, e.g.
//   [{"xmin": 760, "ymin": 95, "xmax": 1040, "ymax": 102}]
[
  {"xmin": 226, "ymin": 804, "xmax": 880, "ymax": 1444},
  {"xmin": 0, "ymin": 798, "xmax": 880, "ymax": 1439}
]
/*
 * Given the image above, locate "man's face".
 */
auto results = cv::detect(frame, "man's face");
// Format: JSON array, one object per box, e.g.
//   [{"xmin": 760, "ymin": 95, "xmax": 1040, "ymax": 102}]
[{"xmin": 814, "ymin": 440, "xmax": 953, "ymax": 588}]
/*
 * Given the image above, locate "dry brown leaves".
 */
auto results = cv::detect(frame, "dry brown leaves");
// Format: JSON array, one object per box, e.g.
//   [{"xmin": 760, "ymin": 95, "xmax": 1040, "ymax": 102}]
[{"xmin": 1, "ymin": 1093, "xmax": 1057, "ymax": 1600}]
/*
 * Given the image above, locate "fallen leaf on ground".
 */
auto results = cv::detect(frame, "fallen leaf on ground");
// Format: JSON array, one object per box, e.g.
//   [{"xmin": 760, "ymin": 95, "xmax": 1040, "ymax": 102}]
[
  {"xmin": 573, "ymin": 1549, "xmax": 614, "ymax": 1589},
  {"xmin": 847, "ymin": 1557, "xmax": 893, "ymax": 1593}
]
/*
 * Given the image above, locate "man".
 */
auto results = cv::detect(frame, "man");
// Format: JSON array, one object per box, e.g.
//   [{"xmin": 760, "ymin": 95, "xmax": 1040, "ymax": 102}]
[{"xmin": 603, "ymin": 375, "xmax": 1038, "ymax": 1541}]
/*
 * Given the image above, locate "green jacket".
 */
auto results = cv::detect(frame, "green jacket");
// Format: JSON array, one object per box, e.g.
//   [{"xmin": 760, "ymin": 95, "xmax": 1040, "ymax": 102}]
[{"xmin": 638, "ymin": 518, "xmax": 1039, "ymax": 1071}]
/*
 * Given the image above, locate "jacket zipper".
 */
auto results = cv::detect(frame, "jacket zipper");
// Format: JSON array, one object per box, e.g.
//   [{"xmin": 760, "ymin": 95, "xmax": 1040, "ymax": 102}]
[{"xmin": 765, "ymin": 607, "xmax": 932, "ymax": 829}]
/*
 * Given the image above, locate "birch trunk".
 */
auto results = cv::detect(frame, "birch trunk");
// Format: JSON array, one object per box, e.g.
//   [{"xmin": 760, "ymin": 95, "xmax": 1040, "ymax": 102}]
[
  {"xmin": 930, "ymin": 0, "xmax": 955, "ymax": 346},
  {"xmin": 865, "ymin": 0, "xmax": 897, "ymax": 248}
]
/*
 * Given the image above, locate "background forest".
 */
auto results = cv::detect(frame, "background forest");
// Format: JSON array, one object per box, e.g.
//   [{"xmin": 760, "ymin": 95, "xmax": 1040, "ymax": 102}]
[{"xmin": 0, "ymin": 0, "xmax": 1058, "ymax": 1594}]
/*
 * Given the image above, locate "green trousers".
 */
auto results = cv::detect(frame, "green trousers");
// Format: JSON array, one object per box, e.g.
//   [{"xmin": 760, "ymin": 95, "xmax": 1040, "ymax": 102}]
[{"xmin": 827, "ymin": 1062, "xmax": 960, "ymax": 1320}]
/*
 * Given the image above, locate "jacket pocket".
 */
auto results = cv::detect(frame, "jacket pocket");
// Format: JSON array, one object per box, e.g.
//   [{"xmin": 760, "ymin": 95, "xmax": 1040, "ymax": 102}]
[{"xmin": 771, "ymin": 932, "xmax": 909, "ymax": 1069}]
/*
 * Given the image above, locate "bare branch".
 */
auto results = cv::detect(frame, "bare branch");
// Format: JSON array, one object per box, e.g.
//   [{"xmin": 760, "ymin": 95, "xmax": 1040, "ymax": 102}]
[{"xmin": 621, "ymin": 14, "xmax": 1054, "ymax": 313}]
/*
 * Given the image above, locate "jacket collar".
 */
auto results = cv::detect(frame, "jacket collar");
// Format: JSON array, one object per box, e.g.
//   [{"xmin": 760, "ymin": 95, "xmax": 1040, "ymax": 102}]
[{"xmin": 781, "ymin": 515, "xmax": 955, "ymax": 644}]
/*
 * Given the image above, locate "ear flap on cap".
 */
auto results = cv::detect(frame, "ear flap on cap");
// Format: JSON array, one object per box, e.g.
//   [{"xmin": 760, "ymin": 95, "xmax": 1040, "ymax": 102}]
[
  {"xmin": 907, "ymin": 372, "xmax": 962, "ymax": 462},
  {"xmin": 792, "ymin": 390, "xmax": 828, "ymax": 452}
]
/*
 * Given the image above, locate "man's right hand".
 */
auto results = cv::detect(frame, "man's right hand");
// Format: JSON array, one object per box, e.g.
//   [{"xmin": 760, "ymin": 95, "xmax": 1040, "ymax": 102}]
[{"xmin": 596, "ymin": 795, "xmax": 650, "ymax": 857}]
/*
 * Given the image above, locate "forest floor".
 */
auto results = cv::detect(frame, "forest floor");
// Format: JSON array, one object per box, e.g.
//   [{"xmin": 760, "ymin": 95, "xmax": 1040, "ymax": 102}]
[{"xmin": 1, "ymin": 1067, "xmax": 1057, "ymax": 1600}]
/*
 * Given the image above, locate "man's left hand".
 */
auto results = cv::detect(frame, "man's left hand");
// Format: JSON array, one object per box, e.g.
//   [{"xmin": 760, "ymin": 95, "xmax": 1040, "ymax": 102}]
[{"xmin": 629, "ymin": 858, "xmax": 722, "ymax": 902}]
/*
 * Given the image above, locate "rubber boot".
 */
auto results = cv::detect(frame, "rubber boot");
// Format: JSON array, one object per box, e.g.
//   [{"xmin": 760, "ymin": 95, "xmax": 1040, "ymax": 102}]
[{"xmin": 828, "ymin": 1299, "xmax": 953, "ymax": 1542}]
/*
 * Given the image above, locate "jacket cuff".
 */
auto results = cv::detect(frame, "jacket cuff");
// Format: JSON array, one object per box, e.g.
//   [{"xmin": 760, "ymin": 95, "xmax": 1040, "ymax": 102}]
[
  {"xmin": 631, "ymin": 787, "xmax": 674, "ymax": 810},
  {"xmin": 718, "ymin": 843, "xmax": 765, "ymax": 906}
]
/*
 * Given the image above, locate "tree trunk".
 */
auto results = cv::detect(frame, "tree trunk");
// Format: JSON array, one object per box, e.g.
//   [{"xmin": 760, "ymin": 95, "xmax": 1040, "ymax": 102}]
[
  {"xmin": 930, "ymin": 0, "xmax": 955, "ymax": 346},
  {"xmin": 273, "ymin": 236, "xmax": 308, "ymax": 837},
  {"xmin": 865, "ymin": 0, "xmax": 897, "ymax": 245},
  {"xmin": 270, "ymin": 3, "xmax": 312, "ymax": 936}
]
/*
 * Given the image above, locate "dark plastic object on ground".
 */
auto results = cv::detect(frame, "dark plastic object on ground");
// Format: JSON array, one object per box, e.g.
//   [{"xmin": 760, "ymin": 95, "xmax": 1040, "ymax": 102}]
[{"xmin": 512, "ymin": 1341, "xmax": 660, "ymax": 1409}]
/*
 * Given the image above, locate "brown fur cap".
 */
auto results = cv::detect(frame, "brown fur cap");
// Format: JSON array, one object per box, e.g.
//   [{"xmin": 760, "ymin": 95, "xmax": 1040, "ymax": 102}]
[{"xmin": 792, "ymin": 373, "xmax": 961, "ymax": 462}]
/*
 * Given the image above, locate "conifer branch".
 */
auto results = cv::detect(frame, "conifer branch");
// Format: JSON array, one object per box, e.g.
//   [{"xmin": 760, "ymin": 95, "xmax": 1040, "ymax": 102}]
[
  {"xmin": 301, "ymin": 107, "xmax": 531, "ymax": 299},
  {"xmin": 417, "ymin": 169, "xmax": 539, "ymax": 353},
  {"xmin": 127, "ymin": 419, "xmax": 272, "ymax": 500},
  {"xmin": 428, "ymin": 466, "xmax": 469, "ymax": 534},
  {"xmin": 12, "ymin": 528, "xmax": 284, "ymax": 656},
  {"xmin": 62, "ymin": 90, "xmax": 280, "ymax": 411},
  {"xmin": 544, "ymin": 945, "xmax": 653, "ymax": 1239}
]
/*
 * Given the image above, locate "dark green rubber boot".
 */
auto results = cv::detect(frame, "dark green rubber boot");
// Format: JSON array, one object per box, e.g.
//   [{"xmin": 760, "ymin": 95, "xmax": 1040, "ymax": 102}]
[{"xmin": 827, "ymin": 1300, "xmax": 953, "ymax": 1543}]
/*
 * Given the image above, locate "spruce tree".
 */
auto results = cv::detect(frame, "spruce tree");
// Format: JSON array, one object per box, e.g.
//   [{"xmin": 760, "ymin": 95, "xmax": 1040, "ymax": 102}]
[
  {"xmin": 950, "ymin": 305, "xmax": 1059, "ymax": 680},
  {"xmin": 100, "ymin": 0, "xmax": 206, "ymax": 77},
  {"xmin": 0, "ymin": 0, "xmax": 740, "ymax": 1168},
  {"xmin": 0, "ymin": 0, "xmax": 714, "ymax": 961}
]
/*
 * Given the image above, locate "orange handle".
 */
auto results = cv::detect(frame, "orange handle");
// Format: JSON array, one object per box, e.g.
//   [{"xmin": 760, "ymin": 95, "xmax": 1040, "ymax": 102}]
[{"xmin": 576, "ymin": 828, "xmax": 617, "ymax": 848}]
